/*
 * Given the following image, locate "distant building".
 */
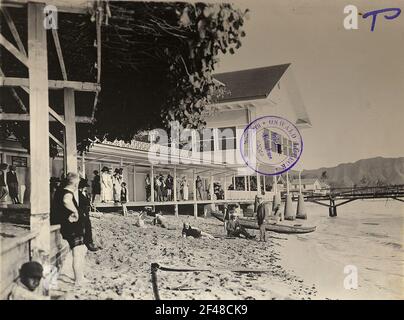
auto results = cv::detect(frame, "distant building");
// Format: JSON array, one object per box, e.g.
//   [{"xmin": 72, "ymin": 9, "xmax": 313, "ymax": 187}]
[{"xmin": 290, "ymin": 178, "xmax": 322, "ymax": 194}]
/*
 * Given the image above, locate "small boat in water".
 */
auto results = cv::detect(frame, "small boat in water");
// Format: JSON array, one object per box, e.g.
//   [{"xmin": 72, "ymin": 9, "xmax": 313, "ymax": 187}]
[{"xmin": 211, "ymin": 212, "xmax": 316, "ymax": 234}]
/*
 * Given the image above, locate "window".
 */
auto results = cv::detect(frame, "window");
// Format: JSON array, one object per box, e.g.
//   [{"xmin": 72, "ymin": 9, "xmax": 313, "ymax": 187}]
[
  {"xmin": 218, "ymin": 127, "xmax": 236, "ymax": 150},
  {"xmin": 197, "ymin": 129, "xmax": 214, "ymax": 152}
]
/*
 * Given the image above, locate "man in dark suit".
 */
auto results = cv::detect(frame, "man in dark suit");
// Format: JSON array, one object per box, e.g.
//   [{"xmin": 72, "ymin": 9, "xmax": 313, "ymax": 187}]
[
  {"xmin": 256, "ymin": 196, "xmax": 270, "ymax": 242},
  {"xmin": 78, "ymin": 179, "xmax": 100, "ymax": 252}
]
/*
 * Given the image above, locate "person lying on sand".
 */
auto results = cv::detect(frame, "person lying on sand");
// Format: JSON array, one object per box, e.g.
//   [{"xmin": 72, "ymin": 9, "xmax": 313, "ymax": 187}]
[
  {"xmin": 182, "ymin": 222, "xmax": 214, "ymax": 239},
  {"xmin": 153, "ymin": 213, "xmax": 168, "ymax": 228},
  {"xmin": 226, "ymin": 214, "xmax": 256, "ymax": 240}
]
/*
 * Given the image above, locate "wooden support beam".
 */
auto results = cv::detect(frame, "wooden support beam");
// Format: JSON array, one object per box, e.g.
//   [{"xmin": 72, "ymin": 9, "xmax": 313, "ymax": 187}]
[
  {"xmin": 27, "ymin": 2, "xmax": 50, "ymax": 296},
  {"xmin": 0, "ymin": 76, "xmax": 100, "ymax": 92},
  {"xmin": 150, "ymin": 165, "xmax": 155, "ymax": 202},
  {"xmin": 51, "ymin": 29, "xmax": 67, "ymax": 80},
  {"xmin": 49, "ymin": 132, "xmax": 64, "ymax": 149},
  {"xmin": 210, "ymin": 172, "xmax": 214, "ymax": 201},
  {"xmin": 0, "ymin": 33, "xmax": 28, "ymax": 66},
  {"xmin": 256, "ymin": 172, "xmax": 261, "ymax": 196},
  {"xmin": 0, "ymin": 112, "xmax": 93, "ymax": 123},
  {"xmin": 1, "ymin": 7, "xmax": 27, "ymax": 56},
  {"xmin": 133, "ymin": 165, "xmax": 136, "ymax": 202},
  {"xmin": 64, "ymin": 88, "xmax": 78, "ymax": 174},
  {"xmin": 48, "ymin": 107, "xmax": 66, "ymax": 126}
]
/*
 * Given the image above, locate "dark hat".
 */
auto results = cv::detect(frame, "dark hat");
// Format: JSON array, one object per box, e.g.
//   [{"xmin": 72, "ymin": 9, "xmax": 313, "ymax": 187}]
[
  {"xmin": 78, "ymin": 178, "xmax": 90, "ymax": 189},
  {"xmin": 20, "ymin": 261, "xmax": 43, "ymax": 278},
  {"xmin": 9, "ymin": 165, "xmax": 17, "ymax": 171}
]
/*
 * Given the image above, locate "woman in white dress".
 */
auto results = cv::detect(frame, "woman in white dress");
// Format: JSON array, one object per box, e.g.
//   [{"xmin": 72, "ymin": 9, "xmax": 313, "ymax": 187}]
[
  {"xmin": 181, "ymin": 176, "xmax": 189, "ymax": 201},
  {"xmin": 100, "ymin": 167, "xmax": 109, "ymax": 202},
  {"xmin": 113, "ymin": 168, "xmax": 123, "ymax": 203}
]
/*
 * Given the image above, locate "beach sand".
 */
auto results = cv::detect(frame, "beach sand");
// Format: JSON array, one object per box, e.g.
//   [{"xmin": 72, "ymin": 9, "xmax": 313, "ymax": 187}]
[{"xmin": 52, "ymin": 199, "xmax": 403, "ymax": 300}]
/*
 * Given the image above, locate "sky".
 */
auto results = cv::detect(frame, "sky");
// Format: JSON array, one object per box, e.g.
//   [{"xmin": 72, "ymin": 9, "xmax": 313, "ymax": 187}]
[{"xmin": 214, "ymin": 0, "xmax": 404, "ymax": 169}]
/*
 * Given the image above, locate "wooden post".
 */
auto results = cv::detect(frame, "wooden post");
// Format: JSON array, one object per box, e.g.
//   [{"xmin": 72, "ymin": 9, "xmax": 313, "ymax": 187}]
[
  {"xmin": 286, "ymin": 171, "xmax": 290, "ymax": 194},
  {"xmin": 151, "ymin": 165, "xmax": 154, "ymax": 202},
  {"xmin": 64, "ymin": 88, "xmax": 77, "ymax": 175},
  {"xmin": 273, "ymin": 176, "xmax": 277, "ymax": 194},
  {"xmin": 298, "ymin": 170, "xmax": 302, "ymax": 194},
  {"xmin": 193, "ymin": 169, "xmax": 197, "ymax": 218},
  {"xmin": 174, "ymin": 166, "xmax": 178, "ymax": 217},
  {"xmin": 81, "ymin": 153, "xmax": 85, "ymax": 178},
  {"xmin": 224, "ymin": 175, "xmax": 227, "ymax": 200},
  {"xmin": 210, "ymin": 172, "xmax": 214, "ymax": 201},
  {"xmin": 28, "ymin": 2, "xmax": 50, "ymax": 296},
  {"xmin": 133, "ymin": 165, "xmax": 136, "ymax": 202},
  {"xmin": 173, "ymin": 166, "xmax": 177, "ymax": 202},
  {"xmin": 256, "ymin": 172, "xmax": 261, "ymax": 196}
]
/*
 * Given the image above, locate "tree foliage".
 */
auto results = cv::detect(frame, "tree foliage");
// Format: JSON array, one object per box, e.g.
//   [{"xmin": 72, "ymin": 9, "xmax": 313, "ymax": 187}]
[
  {"xmin": 88, "ymin": 1, "xmax": 248, "ymax": 146},
  {"xmin": 1, "ymin": 2, "xmax": 248, "ymax": 156}
]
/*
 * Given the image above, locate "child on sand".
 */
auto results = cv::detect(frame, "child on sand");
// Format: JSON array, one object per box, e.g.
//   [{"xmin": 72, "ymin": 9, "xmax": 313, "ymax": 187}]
[{"xmin": 9, "ymin": 261, "xmax": 45, "ymax": 300}]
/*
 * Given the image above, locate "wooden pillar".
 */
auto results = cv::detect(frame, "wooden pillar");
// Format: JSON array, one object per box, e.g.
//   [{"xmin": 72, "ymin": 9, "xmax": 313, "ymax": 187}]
[
  {"xmin": 64, "ymin": 88, "xmax": 77, "ymax": 175},
  {"xmin": 224, "ymin": 175, "xmax": 227, "ymax": 200},
  {"xmin": 286, "ymin": 171, "xmax": 290, "ymax": 194},
  {"xmin": 273, "ymin": 176, "xmax": 277, "ymax": 194},
  {"xmin": 193, "ymin": 169, "xmax": 197, "ymax": 218},
  {"xmin": 244, "ymin": 175, "xmax": 247, "ymax": 191},
  {"xmin": 193, "ymin": 169, "xmax": 196, "ymax": 202},
  {"xmin": 298, "ymin": 170, "xmax": 302, "ymax": 194},
  {"xmin": 174, "ymin": 166, "xmax": 178, "ymax": 217},
  {"xmin": 81, "ymin": 153, "xmax": 85, "ymax": 178},
  {"xmin": 151, "ymin": 165, "xmax": 154, "ymax": 202},
  {"xmin": 133, "ymin": 165, "xmax": 136, "ymax": 202},
  {"xmin": 173, "ymin": 166, "xmax": 177, "ymax": 202},
  {"xmin": 210, "ymin": 172, "xmax": 214, "ymax": 201},
  {"xmin": 28, "ymin": 2, "xmax": 50, "ymax": 296},
  {"xmin": 256, "ymin": 172, "xmax": 261, "ymax": 196}
]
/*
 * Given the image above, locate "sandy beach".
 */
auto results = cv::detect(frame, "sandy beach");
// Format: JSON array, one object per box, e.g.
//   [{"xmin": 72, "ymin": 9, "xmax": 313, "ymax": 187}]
[{"xmin": 50, "ymin": 199, "xmax": 403, "ymax": 300}]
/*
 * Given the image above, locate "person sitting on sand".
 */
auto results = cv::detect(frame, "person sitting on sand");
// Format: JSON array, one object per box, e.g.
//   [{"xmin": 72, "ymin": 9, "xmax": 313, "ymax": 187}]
[
  {"xmin": 9, "ymin": 261, "xmax": 45, "ymax": 300},
  {"xmin": 226, "ymin": 214, "xmax": 255, "ymax": 240},
  {"xmin": 182, "ymin": 222, "xmax": 214, "ymax": 239}
]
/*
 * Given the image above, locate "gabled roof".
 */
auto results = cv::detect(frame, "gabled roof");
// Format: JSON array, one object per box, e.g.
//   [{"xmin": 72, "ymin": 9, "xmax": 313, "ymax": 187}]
[
  {"xmin": 213, "ymin": 64, "xmax": 290, "ymax": 103},
  {"xmin": 291, "ymin": 178, "xmax": 319, "ymax": 185}
]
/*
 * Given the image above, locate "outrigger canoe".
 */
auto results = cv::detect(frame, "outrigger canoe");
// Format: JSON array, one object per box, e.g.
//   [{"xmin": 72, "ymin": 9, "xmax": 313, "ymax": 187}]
[{"xmin": 211, "ymin": 212, "xmax": 316, "ymax": 234}]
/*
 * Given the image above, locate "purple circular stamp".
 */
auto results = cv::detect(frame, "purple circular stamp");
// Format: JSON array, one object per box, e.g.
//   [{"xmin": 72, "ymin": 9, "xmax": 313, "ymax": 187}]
[{"xmin": 240, "ymin": 115, "xmax": 303, "ymax": 176}]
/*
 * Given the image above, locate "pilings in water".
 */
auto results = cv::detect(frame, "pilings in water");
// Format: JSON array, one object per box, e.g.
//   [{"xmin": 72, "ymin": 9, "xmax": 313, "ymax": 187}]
[
  {"xmin": 296, "ymin": 193, "xmax": 307, "ymax": 219},
  {"xmin": 329, "ymin": 197, "xmax": 337, "ymax": 217},
  {"xmin": 284, "ymin": 193, "xmax": 295, "ymax": 220}
]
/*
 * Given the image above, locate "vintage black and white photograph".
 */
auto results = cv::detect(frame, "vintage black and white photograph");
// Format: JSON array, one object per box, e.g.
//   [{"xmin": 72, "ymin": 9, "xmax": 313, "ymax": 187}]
[{"xmin": 0, "ymin": 0, "xmax": 403, "ymax": 302}]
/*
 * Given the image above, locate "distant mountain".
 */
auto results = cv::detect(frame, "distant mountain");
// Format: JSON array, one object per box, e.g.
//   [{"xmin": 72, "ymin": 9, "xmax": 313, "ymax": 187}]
[{"xmin": 302, "ymin": 157, "xmax": 404, "ymax": 188}]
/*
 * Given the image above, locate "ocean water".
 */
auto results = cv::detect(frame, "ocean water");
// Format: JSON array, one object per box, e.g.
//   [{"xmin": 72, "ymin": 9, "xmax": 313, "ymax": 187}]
[{"xmin": 280, "ymin": 199, "xmax": 404, "ymax": 299}]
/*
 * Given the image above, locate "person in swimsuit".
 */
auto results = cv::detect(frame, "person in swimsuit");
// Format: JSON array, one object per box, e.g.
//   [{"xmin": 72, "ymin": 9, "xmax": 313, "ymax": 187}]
[{"xmin": 182, "ymin": 222, "xmax": 214, "ymax": 239}]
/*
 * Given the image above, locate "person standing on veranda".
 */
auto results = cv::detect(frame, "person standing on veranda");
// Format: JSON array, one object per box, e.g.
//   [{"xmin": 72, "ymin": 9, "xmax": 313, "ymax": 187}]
[
  {"xmin": 145, "ymin": 173, "xmax": 151, "ymax": 201},
  {"xmin": 91, "ymin": 170, "xmax": 101, "ymax": 203},
  {"xmin": 165, "ymin": 174, "xmax": 173, "ymax": 201},
  {"xmin": 0, "ymin": 163, "xmax": 9, "ymax": 202},
  {"xmin": 113, "ymin": 168, "xmax": 122, "ymax": 203},
  {"xmin": 196, "ymin": 176, "xmax": 203, "ymax": 200},
  {"xmin": 7, "ymin": 165, "xmax": 20, "ymax": 204},
  {"xmin": 181, "ymin": 176, "xmax": 189, "ymax": 201}
]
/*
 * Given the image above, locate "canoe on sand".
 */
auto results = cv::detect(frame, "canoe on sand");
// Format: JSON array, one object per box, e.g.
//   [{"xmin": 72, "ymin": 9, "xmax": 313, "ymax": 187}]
[{"xmin": 211, "ymin": 212, "xmax": 316, "ymax": 234}]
